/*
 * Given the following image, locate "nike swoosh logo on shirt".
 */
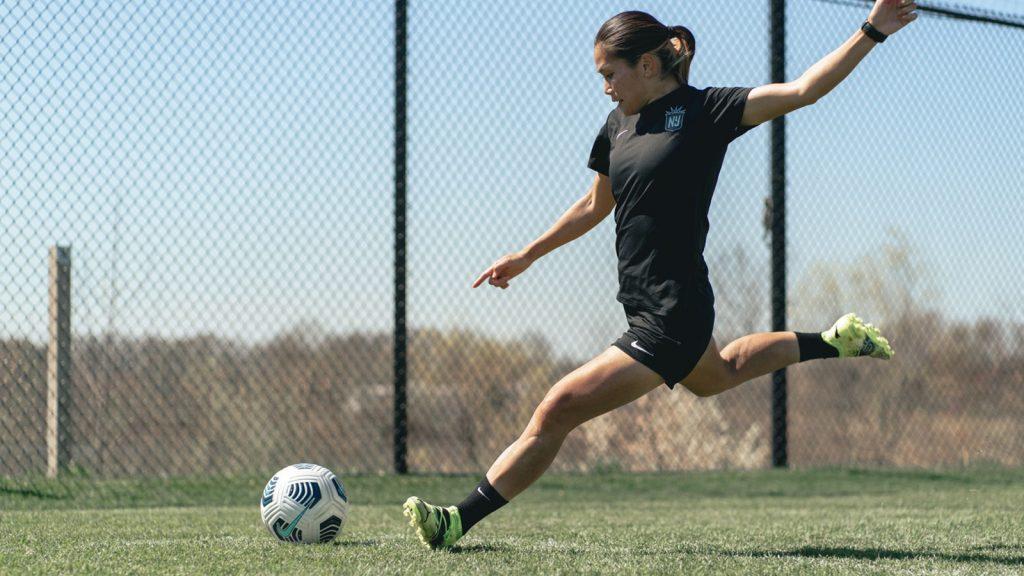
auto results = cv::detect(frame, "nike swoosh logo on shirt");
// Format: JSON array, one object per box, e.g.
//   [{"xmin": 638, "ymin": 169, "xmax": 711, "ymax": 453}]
[{"xmin": 616, "ymin": 129, "xmax": 629, "ymax": 139}]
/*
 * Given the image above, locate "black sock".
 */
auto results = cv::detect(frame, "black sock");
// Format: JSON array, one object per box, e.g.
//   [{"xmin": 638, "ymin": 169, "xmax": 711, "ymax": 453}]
[
  {"xmin": 456, "ymin": 478, "xmax": 508, "ymax": 534},
  {"xmin": 795, "ymin": 331, "xmax": 839, "ymax": 361}
]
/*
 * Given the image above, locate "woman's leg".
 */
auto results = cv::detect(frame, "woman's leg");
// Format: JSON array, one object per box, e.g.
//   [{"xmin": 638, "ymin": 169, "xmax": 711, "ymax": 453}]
[
  {"xmin": 680, "ymin": 314, "xmax": 893, "ymax": 398},
  {"xmin": 680, "ymin": 333, "xmax": 797, "ymax": 398},
  {"xmin": 404, "ymin": 345, "xmax": 667, "ymax": 548},
  {"xmin": 486, "ymin": 345, "xmax": 665, "ymax": 499}
]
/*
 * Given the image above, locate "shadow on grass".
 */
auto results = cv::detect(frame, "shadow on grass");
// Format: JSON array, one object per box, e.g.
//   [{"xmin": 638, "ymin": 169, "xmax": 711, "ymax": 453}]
[
  {"xmin": 448, "ymin": 543, "xmax": 512, "ymax": 554},
  {"xmin": 723, "ymin": 546, "xmax": 1024, "ymax": 566}
]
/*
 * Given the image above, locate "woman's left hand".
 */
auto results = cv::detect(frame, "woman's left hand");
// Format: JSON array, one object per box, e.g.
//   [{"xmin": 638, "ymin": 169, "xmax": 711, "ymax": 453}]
[{"xmin": 868, "ymin": 0, "xmax": 919, "ymax": 36}]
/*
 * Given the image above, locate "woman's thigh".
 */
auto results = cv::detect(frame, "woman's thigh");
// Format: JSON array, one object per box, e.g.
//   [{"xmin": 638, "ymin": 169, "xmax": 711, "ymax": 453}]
[
  {"xmin": 677, "ymin": 336, "xmax": 737, "ymax": 397},
  {"xmin": 535, "ymin": 346, "xmax": 665, "ymax": 430}
]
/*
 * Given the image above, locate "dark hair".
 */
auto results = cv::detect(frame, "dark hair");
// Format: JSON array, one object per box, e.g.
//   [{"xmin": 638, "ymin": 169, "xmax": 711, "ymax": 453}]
[{"xmin": 595, "ymin": 11, "xmax": 695, "ymax": 85}]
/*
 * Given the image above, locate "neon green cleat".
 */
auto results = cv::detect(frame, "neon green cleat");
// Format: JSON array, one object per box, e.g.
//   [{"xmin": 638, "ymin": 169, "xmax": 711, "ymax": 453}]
[
  {"xmin": 403, "ymin": 496, "xmax": 463, "ymax": 550},
  {"xmin": 822, "ymin": 313, "xmax": 894, "ymax": 359}
]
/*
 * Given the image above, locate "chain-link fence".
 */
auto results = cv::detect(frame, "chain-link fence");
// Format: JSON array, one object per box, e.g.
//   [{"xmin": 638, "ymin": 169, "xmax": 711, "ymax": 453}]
[
  {"xmin": 787, "ymin": 0, "xmax": 1024, "ymax": 467},
  {"xmin": 2, "ymin": 1, "xmax": 1022, "ymax": 484},
  {"xmin": 1, "ymin": 1, "xmax": 396, "ymax": 479}
]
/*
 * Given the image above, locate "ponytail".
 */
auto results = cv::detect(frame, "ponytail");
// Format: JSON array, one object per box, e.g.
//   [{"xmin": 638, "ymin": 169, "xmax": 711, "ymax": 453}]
[
  {"xmin": 595, "ymin": 12, "xmax": 697, "ymax": 86},
  {"xmin": 663, "ymin": 25, "xmax": 696, "ymax": 85}
]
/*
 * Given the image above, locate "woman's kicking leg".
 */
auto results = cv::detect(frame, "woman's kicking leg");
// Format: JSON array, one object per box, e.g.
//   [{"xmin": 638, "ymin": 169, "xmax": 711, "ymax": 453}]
[{"xmin": 680, "ymin": 312, "xmax": 893, "ymax": 398}]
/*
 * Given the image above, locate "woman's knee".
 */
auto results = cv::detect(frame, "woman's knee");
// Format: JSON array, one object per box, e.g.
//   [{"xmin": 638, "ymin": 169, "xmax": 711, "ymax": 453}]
[
  {"xmin": 527, "ymin": 346, "xmax": 662, "ymax": 434},
  {"xmin": 530, "ymin": 389, "xmax": 584, "ymax": 436}
]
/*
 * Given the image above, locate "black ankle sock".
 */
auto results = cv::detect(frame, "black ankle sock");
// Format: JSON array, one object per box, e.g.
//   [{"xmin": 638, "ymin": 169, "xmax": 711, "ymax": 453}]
[
  {"xmin": 795, "ymin": 331, "xmax": 839, "ymax": 361},
  {"xmin": 456, "ymin": 478, "xmax": 508, "ymax": 534}
]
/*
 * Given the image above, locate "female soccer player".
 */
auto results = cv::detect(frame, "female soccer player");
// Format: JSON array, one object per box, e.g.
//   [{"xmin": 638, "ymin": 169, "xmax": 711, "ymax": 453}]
[{"xmin": 405, "ymin": 0, "xmax": 916, "ymax": 549}]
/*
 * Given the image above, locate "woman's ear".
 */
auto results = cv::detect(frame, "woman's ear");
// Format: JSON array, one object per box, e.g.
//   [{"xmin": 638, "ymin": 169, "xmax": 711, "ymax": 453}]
[{"xmin": 639, "ymin": 52, "xmax": 658, "ymax": 78}]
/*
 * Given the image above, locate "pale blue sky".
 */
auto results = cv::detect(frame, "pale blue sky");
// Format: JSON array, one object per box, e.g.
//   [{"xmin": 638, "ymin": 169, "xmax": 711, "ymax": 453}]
[{"xmin": 2, "ymin": 0, "xmax": 1021, "ymax": 359}]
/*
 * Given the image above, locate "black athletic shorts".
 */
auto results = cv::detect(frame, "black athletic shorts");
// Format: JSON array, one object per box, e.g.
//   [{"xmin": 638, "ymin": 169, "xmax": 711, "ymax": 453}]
[{"xmin": 611, "ymin": 292, "xmax": 715, "ymax": 389}]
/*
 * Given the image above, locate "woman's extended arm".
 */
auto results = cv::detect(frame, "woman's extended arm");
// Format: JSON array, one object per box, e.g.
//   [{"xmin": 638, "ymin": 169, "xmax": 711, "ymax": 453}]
[
  {"xmin": 522, "ymin": 173, "xmax": 614, "ymax": 262},
  {"xmin": 740, "ymin": 0, "xmax": 919, "ymax": 127},
  {"xmin": 472, "ymin": 173, "xmax": 614, "ymax": 289}
]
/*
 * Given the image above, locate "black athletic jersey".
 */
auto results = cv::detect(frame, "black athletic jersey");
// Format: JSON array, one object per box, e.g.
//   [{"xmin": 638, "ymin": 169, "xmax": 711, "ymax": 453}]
[{"xmin": 587, "ymin": 84, "xmax": 757, "ymax": 315}]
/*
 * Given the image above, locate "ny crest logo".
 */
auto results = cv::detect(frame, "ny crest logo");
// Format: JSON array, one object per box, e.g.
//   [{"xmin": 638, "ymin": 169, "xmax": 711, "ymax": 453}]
[{"xmin": 664, "ymin": 106, "xmax": 685, "ymax": 132}]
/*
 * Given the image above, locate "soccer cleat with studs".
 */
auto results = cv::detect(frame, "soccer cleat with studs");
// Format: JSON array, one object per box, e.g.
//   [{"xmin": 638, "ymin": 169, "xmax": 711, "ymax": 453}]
[
  {"xmin": 821, "ymin": 313, "xmax": 894, "ymax": 359},
  {"xmin": 403, "ymin": 496, "xmax": 463, "ymax": 550}
]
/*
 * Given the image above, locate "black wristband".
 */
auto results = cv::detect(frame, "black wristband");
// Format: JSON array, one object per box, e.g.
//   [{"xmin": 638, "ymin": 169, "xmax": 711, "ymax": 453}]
[{"xmin": 861, "ymin": 20, "xmax": 887, "ymax": 43}]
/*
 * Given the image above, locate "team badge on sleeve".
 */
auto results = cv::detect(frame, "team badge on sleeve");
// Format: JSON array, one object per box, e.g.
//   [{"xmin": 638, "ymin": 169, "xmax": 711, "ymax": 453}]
[{"xmin": 664, "ymin": 106, "xmax": 685, "ymax": 132}]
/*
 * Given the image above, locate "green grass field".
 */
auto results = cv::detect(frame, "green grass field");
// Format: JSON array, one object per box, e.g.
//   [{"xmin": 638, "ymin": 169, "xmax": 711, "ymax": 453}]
[{"xmin": 2, "ymin": 468, "xmax": 1023, "ymax": 575}]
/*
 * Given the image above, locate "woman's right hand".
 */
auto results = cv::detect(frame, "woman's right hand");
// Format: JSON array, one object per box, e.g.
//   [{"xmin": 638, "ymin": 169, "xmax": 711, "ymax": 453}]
[
  {"xmin": 867, "ymin": 0, "xmax": 917, "ymax": 36},
  {"xmin": 472, "ymin": 250, "xmax": 534, "ymax": 289}
]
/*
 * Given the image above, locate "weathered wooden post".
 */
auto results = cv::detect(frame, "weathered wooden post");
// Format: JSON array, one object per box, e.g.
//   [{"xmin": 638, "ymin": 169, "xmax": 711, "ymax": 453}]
[{"xmin": 47, "ymin": 245, "xmax": 72, "ymax": 478}]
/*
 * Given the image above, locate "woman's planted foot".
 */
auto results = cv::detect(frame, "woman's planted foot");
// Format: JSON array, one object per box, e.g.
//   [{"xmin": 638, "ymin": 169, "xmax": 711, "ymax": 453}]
[{"xmin": 403, "ymin": 496, "xmax": 464, "ymax": 550}]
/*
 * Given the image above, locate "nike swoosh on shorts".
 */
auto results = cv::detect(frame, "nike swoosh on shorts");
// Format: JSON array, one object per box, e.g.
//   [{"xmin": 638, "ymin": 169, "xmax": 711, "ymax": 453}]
[{"xmin": 630, "ymin": 340, "xmax": 654, "ymax": 356}]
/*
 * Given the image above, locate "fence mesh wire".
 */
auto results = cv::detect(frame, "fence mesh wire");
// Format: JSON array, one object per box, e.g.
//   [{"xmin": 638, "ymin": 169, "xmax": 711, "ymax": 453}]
[
  {"xmin": 1, "ymin": 1, "xmax": 396, "ymax": 479},
  {"xmin": 786, "ymin": 0, "xmax": 1024, "ymax": 467},
  {"xmin": 2, "ymin": 1, "xmax": 1022, "ymax": 487}
]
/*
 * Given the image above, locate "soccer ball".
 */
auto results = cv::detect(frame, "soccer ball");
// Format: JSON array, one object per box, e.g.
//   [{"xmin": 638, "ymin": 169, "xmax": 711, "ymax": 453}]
[{"xmin": 260, "ymin": 463, "xmax": 349, "ymax": 544}]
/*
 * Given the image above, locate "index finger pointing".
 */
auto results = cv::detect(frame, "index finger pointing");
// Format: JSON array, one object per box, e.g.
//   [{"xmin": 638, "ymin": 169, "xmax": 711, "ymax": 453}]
[{"xmin": 472, "ymin": 268, "xmax": 493, "ymax": 288}]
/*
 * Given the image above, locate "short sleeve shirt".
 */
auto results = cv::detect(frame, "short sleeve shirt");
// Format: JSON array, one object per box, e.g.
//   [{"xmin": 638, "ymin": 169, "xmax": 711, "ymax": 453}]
[{"xmin": 587, "ymin": 85, "xmax": 757, "ymax": 315}]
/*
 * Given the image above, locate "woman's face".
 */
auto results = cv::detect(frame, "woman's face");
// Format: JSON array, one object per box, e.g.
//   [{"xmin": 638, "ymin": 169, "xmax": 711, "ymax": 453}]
[{"xmin": 594, "ymin": 43, "xmax": 646, "ymax": 116}]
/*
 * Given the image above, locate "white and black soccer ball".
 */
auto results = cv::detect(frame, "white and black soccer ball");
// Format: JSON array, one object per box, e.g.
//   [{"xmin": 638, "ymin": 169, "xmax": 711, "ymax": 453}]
[{"xmin": 260, "ymin": 463, "xmax": 349, "ymax": 544}]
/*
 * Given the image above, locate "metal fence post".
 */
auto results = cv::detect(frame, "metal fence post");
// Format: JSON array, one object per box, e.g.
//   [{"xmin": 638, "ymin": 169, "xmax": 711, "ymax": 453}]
[
  {"xmin": 770, "ymin": 0, "xmax": 788, "ymax": 468},
  {"xmin": 394, "ymin": 0, "xmax": 409, "ymax": 475}
]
